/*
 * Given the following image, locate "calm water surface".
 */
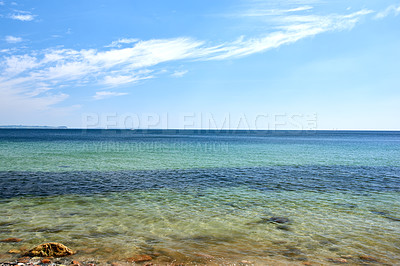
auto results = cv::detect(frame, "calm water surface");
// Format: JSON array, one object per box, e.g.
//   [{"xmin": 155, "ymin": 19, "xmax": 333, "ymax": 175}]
[{"xmin": 0, "ymin": 129, "xmax": 399, "ymax": 265}]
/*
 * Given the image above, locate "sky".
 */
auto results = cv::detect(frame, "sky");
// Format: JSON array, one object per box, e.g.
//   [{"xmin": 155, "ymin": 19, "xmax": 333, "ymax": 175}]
[{"xmin": 0, "ymin": 0, "xmax": 399, "ymax": 130}]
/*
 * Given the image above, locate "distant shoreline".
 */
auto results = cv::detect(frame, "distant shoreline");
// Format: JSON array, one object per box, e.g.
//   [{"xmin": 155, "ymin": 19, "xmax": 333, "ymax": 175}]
[
  {"xmin": 0, "ymin": 126, "xmax": 68, "ymax": 129},
  {"xmin": 0, "ymin": 127, "xmax": 399, "ymax": 132}
]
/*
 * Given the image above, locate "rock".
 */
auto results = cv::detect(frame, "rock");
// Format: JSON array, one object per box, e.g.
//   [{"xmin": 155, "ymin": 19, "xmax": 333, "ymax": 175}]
[
  {"xmin": 125, "ymin": 255, "xmax": 152, "ymax": 262},
  {"xmin": 359, "ymin": 255, "xmax": 378, "ymax": 262},
  {"xmin": 8, "ymin": 249, "xmax": 21, "ymax": 254},
  {"xmin": 24, "ymin": 242, "xmax": 75, "ymax": 257},
  {"xmin": 41, "ymin": 258, "xmax": 51, "ymax": 264},
  {"xmin": 1, "ymin": 237, "xmax": 23, "ymax": 242},
  {"xmin": 340, "ymin": 255, "xmax": 352, "ymax": 259},
  {"xmin": 71, "ymin": 260, "xmax": 81, "ymax": 265},
  {"xmin": 327, "ymin": 258, "xmax": 347, "ymax": 264}
]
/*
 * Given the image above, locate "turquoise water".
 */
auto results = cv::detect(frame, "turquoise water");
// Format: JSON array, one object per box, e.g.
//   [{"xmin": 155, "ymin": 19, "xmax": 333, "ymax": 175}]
[{"xmin": 0, "ymin": 130, "xmax": 399, "ymax": 265}]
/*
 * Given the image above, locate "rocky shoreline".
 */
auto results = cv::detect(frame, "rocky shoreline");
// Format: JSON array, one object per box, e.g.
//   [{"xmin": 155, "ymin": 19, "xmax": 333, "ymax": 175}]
[{"xmin": 0, "ymin": 237, "xmax": 386, "ymax": 266}]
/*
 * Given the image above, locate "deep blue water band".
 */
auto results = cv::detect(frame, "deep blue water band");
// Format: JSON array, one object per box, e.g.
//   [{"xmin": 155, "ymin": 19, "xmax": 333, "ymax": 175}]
[{"xmin": 1, "ymin": 166, "xmax": 399, "ymax": 199}]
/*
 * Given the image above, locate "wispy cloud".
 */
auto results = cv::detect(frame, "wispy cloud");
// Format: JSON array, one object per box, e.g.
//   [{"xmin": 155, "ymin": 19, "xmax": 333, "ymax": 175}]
[
  {"xmin": 206, "ymin": 9, "xmax": 373, "ymax": 60},
  {"xmin": 93, "ymin": 91, "xmax": 128, "ymax": 100},
  {"xmin": 5, "ymin": 35, "xmax": 23, "ymax": 43},
  {"xmin": 239, "ymin": 5, "xmax": 314, "ymax": 17},
  {"xmin": 171, "ymin": 70, "xmax": 188, "ymax": 78},
  {"xmin": 106, "ymin": 38, "xmax": 139, "ymax": 48},
  {"xmin": 10, "ymin": 12, "xmax": 35, "ymax": 21},
  {"xmin": 375, "ymin": 3, "xmax": 400, "ymax": 19},
  {"xmin": 0, "ymin": 6, "xmax": 377, "ymax": 113}
]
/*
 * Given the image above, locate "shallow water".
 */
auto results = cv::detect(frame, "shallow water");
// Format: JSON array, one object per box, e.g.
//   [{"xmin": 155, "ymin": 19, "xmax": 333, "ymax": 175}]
[{"xmin": 0, "ymin": 130, "xmax": 399, "ymax": 265}]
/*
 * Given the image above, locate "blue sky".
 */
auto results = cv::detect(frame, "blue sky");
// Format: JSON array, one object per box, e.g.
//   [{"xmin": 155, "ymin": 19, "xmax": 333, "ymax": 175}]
[{"xmin": 0, "ymin": 0, "xmax": 399, "ymax": 129}]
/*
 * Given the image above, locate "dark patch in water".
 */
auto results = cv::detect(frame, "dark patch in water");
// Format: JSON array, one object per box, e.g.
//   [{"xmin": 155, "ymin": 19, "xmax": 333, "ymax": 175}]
[
  {"xmin": 0, "ymin": 221, "xmax": 17, "ymax": 227},
  {"xmin": 31, "ymin": 225, "xmax": 75, "ymax": 233},
  {"xmin": 0, "ymin": 166, "xmax": 399, "ymax": 199},
  {"xmin": 336, "ymin": 203, "xmax": 358, "ymax": 209},
  {"xmin": 276, "ymin": 225, "xmax": 291, "ymax": 231},
  {"xmin": 178, "ymin": 235, "xmax": 232, "ymax": 244},
  {"xmin": 249, "ymin": 216, "xmax": 291, "ymax": 225},
  {"xmin": 370, "ymin": 210, "xmax": 400, "ymax": 222}
]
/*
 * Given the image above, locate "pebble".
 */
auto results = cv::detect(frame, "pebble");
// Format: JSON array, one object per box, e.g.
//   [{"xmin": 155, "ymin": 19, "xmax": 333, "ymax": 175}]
[
  {"xmin": 327, "ymin": 258, "xmax": 347, "ymax": 264},
  {"xmin": 41, "ymin": 259, "xmax": 51, "ymax": 264},
  {"xmin": 8, "ymin": 249, "xmax": 21, "ymax": 254},
  {"xmin": 18, "ymin": 257, "xmax": 30, "ymax": 264}
]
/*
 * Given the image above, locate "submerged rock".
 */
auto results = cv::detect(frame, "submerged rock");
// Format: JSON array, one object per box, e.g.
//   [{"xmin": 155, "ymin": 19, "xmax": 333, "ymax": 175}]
[
  {"xmin": 1, "ymin": 237, "xmax": 22, "ymax": 242},
  {"xmin": 8, "ymin": 249, "xmax": 21, "ymax": 254},
  {"xmin": 276, "ymin": 225, "xmax": 291, "ymax": 231},
  {"xmin": 269, "ymin": 217, "xmax": 290, "ymax": 224},
  {"xmin": 327, "ymin": 258, "xmax": 348, "ymax": 264},
  {"xmin": 24, "ymin": 242, "xmax": 75, "ymax": 257},
  {"xmin": 359, "ymin": 255, "xmax": 379, "ymax": 262},
  {"xmin": 125, "ymin": 255, "xmax": 152, "ymax": 262},
  {"xmin": 249, "ymin": 216, "xmax": 291, "ymax": 225}
]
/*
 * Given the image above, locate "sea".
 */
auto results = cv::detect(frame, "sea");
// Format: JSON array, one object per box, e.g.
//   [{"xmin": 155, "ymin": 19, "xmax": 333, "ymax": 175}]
[{"xmin": 0, "ymin": 129, "xmax": 399, "ymax": 265}]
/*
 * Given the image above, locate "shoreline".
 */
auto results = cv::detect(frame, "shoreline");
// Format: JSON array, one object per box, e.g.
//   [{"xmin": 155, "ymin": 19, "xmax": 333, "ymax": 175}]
[{"xmin": 0, "ymin": 240, "xmax": 386, "ymax": 266}]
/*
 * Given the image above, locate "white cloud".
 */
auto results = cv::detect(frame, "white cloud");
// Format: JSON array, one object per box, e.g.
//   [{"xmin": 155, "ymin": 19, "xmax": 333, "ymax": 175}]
[
  {"xmin": 206, "ymin": 9, "xmax": 373, "ymax": 60},
  {"xmin": 93, "ymin": 91, "xmax": 128, "ymax": 100},
  {"xmin": 0, "ymin": 1, "xmax": 4, "ymax": 6},
  {"xmin": 10, "ymin": 13, "xmax": 35, "ymax": 21},
  {"xmin": 106, "ymin": 38, "xmax": 139, "ymax": 48},
  {"xmin": 0, "ymin": 6, "xmax": 376, "ymax": 113},
  {"xmin": 3, "ymin": 54, "xmax": 38, "ymax": 76},
  {"xmin": 240, "ymin": 5, "xmax": 314, "ymax": 17},
  {"xmin": 103, "ymin": 75, "xmax": 139, "ymax": 86},
  {"xmin": 102, "ymin": 71, "xmax": 153, "ymax": 86},
  {"xmin": 5, "ymin": 36, "xmax": 23, "ymax": 43},
  {"xmin": 171, "ymin": 70, "xmax": 188, "ymax": 78},
  {"xmin": 375, "ymin": 4, "xmax": 400, "ymax": 19}
]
